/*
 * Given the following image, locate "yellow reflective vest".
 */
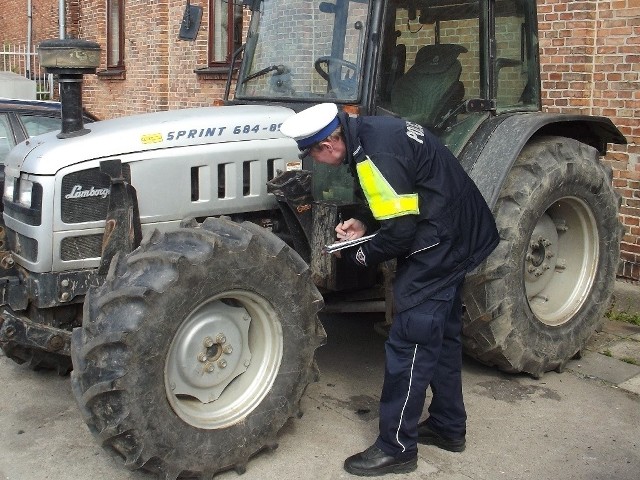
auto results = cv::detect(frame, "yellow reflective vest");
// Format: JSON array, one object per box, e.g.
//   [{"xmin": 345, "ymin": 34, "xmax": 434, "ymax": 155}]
[{"xmin": 356, "ymin": 157, "xmax": 419, "ymax": 220}]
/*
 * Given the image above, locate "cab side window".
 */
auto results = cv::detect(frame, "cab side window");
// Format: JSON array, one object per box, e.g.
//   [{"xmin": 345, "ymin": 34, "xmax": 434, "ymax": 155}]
[{"xmin": 378, "ymin": 1, "xmax": 480, "ymax": 130}]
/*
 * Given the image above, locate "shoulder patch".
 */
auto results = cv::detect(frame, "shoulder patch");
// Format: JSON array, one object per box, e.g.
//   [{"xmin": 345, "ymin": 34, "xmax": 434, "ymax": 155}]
[{"xmin": 406, "ymin": 122, "xmax": 424, "ymax": 144}]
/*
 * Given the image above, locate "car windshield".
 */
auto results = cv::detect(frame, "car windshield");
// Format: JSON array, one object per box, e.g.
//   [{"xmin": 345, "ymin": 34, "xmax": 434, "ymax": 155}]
[{"xmin": 235, "ymin": 0, "xmax": 370, "ymax": 102}]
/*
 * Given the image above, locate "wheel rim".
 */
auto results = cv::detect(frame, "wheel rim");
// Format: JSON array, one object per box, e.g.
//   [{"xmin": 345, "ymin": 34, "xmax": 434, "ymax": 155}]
[
  {"xmin": 165, "ymin": 290, "xmax": 283, "ymax": 429},
  {"xmin": 525, "ymin": 196, "xmax": 599, "ymax": 326}
]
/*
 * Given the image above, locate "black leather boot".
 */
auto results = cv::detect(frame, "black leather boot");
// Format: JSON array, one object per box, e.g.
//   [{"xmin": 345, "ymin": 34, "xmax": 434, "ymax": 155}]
[
  {"xmin": 417, "ymin": 421, "xmax": 466, "ymax": 452},
  {"xmin": 344, "ymin": 444, "xmax": 417, "ymax": 476}
]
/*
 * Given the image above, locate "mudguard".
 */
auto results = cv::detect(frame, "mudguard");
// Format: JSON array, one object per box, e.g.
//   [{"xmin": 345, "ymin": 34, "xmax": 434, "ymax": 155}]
[{"xmin": 459, "ymin": 112, "xmax": 627, "ymax": 208}]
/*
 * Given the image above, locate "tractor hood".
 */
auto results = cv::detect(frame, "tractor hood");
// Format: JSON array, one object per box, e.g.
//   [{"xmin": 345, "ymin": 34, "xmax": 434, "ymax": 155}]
[{"xmin": 5, "ymin": 105, "xmax": 297, "ymax": 176}]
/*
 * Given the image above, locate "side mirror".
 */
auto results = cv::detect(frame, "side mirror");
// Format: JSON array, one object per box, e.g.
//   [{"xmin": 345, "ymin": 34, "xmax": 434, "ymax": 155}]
[{"xmin": 178, "ymin": 0, "xmax": 203, "ymax": 41}]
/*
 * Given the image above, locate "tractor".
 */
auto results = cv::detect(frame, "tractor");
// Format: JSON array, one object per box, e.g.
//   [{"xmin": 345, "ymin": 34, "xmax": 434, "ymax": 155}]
[{"xmin": 0, "ymin": 0, "xmax": 625, "ymax": 477}]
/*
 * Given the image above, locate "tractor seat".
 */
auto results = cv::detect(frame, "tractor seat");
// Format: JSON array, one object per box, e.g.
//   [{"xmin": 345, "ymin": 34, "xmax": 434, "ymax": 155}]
[{"xmin": 390, "ymin": 44, "xmax": 468, "ymax": 128}]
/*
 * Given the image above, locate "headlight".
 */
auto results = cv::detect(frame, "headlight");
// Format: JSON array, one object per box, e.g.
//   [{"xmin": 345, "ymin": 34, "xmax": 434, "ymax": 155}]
[
  {"xmin": 3, "ymin": 175, "xmax": 15, "ymax": 201},
  {"xmin": 18, "ymin": 178, "xmax": 34, "ymax": 208}
]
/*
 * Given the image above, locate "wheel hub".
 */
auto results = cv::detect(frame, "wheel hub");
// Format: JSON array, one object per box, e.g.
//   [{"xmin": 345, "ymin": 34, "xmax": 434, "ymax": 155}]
[
  {"xmin": 524, "ymin": 197, "xmax": 598, "ymax": 326},
  {"xmin": 525, "ymin": 215, "xmax": 558, "ymax": 295},
  {"xmin": 164, "ymin": 290, "xmax": 283, "ymax": 430},
  {"xmin": 166, "ymin": 301, "xmax": 251, "ymax": 403},
  {"xmin": 529, "ymin": 240, "xmax": 546, "ymax": 267}
]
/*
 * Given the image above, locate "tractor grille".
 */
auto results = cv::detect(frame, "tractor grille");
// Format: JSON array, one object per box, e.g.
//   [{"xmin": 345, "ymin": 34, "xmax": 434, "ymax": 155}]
[
  {"xmin": 60, "ymin": 234, "xmax": 103, "ymax": 261},
  {"xmin": 5, "ymin": 229, "xmax": 38, "ymax": 262},
  {"xmin": 61, "ymin": 165, "xmax": 131, "ymax": 224}
]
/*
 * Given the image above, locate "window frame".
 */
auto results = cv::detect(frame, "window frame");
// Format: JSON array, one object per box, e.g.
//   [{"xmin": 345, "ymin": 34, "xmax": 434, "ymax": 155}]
[
  {"xmin": 106, "ymin": 0, "xmax": 125, "ymax": 70},
  {"xmin": 207, "ymin": 0, "xmax": 243, "ymax": 68}
]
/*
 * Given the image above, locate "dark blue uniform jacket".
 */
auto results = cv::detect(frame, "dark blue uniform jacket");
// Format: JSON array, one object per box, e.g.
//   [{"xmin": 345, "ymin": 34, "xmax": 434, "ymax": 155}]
[{"xmin": 339, "ymin": 112, "xmax": 500, "ymax": 312}]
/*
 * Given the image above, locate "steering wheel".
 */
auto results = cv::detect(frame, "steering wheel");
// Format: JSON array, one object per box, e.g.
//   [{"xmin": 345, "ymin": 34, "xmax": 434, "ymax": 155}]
[
  {"xmin": 314, "ymin": 56, "xmax": 357, "ymax": 81},
  {"xmin": 314, "ymin": 57, "xmax": 358, "ymax": 95}
]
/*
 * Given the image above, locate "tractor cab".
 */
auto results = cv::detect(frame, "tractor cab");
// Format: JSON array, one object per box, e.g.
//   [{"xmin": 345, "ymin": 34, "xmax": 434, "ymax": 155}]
[
  {"xmin": 234, "ymin": 0, "xmax": 540, "ymax": 152},
  {"xmin": 234, "ymin": 0, "xmax": 541, "ymax": 207}
]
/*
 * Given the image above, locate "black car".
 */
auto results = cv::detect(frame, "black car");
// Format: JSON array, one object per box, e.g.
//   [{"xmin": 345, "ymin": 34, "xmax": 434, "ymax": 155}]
[{"xmin": 0, "ymin": 98, "xmax": 98, "ymax": 164}]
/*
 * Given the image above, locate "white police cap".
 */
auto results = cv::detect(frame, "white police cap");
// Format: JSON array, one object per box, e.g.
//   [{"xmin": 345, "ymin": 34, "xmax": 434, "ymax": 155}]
[{"xmin": 280, "ymin": 103, "xmax": 340, "ymax": 150}]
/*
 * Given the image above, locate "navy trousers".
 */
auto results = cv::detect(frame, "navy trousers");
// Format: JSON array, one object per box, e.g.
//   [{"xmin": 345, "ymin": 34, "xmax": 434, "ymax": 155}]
[{"xmin": 374, "ymin": 280, "xmax": 466, "ymax": 457}]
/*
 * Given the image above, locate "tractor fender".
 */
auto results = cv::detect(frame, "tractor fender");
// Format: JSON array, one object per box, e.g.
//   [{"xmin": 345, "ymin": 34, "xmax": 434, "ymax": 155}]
[{"xmin": 459, "ymin": 112, "xmax": 627, "ymax": 209}]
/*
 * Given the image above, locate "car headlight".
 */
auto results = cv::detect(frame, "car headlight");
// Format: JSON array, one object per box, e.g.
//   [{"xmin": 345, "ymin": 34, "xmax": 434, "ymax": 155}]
[
  {"xmin": 18, "ymin": 178, "xmax": 34, "ymax": 208},
  {"xmin": 3, "ymin": 175, "xmax": 16, "ymax": 201}
]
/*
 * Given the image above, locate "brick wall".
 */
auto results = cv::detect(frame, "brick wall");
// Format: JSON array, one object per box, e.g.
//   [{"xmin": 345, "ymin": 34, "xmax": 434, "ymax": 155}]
[
  {"xmin": 78, "ymin": 0, "xmax": 240, "ymax": 117},
  {"xmin": 75, "ymin": 0, "xmax": 640, "ymax": 282},
  {"xmin": 0, "ymin": 0, "xmax": 60, "ymax": 46},
  {"xmin": 3, "ymin": 0, "xmax": 638, "ymax": 281},
  {"xmin": 538, "ymin": 0, "xmax": 640, "ymax": 280}
]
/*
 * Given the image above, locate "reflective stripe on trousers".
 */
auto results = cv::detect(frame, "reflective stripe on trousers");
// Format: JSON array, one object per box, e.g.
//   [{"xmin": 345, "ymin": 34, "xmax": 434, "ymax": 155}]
[{"xmin": 374, "ymin": 280, "xmax": 466, "ymax": 457}]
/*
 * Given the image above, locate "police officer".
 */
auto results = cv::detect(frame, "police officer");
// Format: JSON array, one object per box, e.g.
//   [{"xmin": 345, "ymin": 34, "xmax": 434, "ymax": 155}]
[{"xmin": 280, "ymin": 103, "xmax": 499, "ymax": 477}]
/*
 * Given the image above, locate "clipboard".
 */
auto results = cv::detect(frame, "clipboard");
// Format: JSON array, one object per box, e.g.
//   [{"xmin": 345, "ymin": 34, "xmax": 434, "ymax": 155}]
[{"xmin": 322, "ymin": 233, "xmax": 377, "ymax": 254}]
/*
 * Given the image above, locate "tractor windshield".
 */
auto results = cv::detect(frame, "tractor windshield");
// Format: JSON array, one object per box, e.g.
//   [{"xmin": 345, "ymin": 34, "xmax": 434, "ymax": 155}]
[{"xmin": 235, "ymin": 0, "xmax": 370, "ymax": 102}]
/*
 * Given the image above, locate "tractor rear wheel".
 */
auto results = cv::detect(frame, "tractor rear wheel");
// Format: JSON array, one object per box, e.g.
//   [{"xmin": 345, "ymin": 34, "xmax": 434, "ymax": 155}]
[
  {"xmin": 463, "ymin": 136, "xmax": 621, "ymax": 377},
  {"xmin": 70, "ymin": 217, "xmax": 325, "ymax": 478}
]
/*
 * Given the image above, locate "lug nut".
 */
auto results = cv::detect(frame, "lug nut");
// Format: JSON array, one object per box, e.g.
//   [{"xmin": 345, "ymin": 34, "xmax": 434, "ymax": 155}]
[
  {"xmin": 204, "ymin": 362, "xmax": 215, "ymax": 372},
  {"xmin": 198, "ymin": 353, "xmax": 208, "ymax": 363},
  {"xmin": 218, "ymin": 360, "xmax": 227, "ymax": 369},
  {"xmin": 216, "ymin": 334, "xmax": 226, "ymax": 345},
  {"xmin": 223, "ymin": 344, "xmax": 233, "ymax": 354},
  {"xmin": 203, "ymin": 336, "xmax": 214, "ymax": 348}
]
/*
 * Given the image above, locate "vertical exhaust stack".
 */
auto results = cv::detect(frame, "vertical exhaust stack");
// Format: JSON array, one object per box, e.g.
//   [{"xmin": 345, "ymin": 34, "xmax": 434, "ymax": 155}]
[{"xmin": 38, "ymin": 39, "xmax": 101, "ymax": 139}]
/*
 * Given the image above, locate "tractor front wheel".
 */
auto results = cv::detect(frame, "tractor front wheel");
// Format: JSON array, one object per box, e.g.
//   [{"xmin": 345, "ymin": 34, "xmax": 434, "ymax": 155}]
[{"xmin": 70, "ymin": 218, "xmax": 325, "ymax": 478}]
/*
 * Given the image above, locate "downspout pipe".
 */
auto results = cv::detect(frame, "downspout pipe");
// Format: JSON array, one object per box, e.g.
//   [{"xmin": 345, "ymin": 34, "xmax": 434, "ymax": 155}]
[
  {"xmin": 59, "ymin": 0, "xmax": 66, "ymax": 39},
  {"xmin": 27, "ymin": 0, "xmax": 32, "ymax": 78}
]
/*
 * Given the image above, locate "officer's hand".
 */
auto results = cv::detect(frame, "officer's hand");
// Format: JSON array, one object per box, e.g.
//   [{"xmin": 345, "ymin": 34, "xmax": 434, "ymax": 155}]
[{"xmin": 335, "ymin": 218, "xmax": 366, "ymax": 241}]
